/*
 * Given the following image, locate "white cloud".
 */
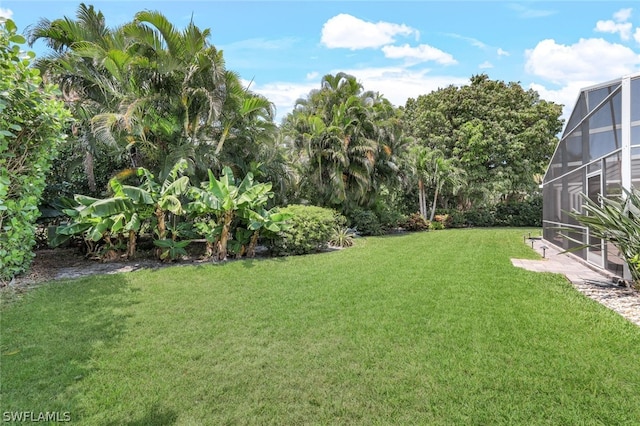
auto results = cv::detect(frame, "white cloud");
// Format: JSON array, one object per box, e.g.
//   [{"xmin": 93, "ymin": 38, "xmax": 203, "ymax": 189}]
[
  {"xmin": 0, "ymin": 8, "xmax": 13, "ymax": 19},
  {"xmin": 595, "ymin": 20, "xmax": 633, "ymax": 40},
  {"xmin": 614, "ymin": 8, "xmax": 633, "ymax": 22},
  {"xmin": 247, "ymin": 80, "xmax": 319, "ymax": 122},
  {"xmin": 529, "ymin": 81, "xmax": 596, "ymax": 126},
  {"xmin": 251, "ymin": 68, "xmax": 469, "ymax": 123},
  {"xmin": 479, "ymin": 61, "xmax": 493, "ymax": 69},
  {"xmin": 306, "ymin": 71, "xmax": 319, "ymax": 81},
  {"xmin": 525, "ymin": 38, "xmax": 640, "ymax": 85},
  {"xmin": 497, "ymin": 48, "xmax": 510, "ymax": 57},
  {"xmin": 382, "ymin": 44, "xmax": 456, "ymax": 65},
  {"xmin": 445, "ymin": 33, "xmax": 487, "ymax": 49},
  {"xmin": 508, "ymin": 4, "xmax": 556, "ymax": 18},
  {"xmin": 321, "ymin": 14, "xmax": 417, "ymax": 50},
  {"xmin": 595, "ymin": 8, "xmax": 634, "ymax": 40},
  {"xmin": 333, "ymin": 67, "xmax": 468, "ymax": 107},
  {"xmin": 635, "ymin": 28, "xmax": 640, "ymax": 44}
]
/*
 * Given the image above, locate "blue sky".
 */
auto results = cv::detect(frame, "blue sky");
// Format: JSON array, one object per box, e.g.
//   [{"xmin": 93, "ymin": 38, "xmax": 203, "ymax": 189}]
[{"xmin": 2, "ymin": 1, "xmax": 640, "ymax": 124}]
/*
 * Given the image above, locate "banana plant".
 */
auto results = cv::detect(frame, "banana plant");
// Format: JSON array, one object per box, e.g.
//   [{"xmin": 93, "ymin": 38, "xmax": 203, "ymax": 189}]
[
  {"xmin": 55, "ymin": 159, "xmax": 190, "ymax": 259},
  {"xmin": 113, "ymin": 159, "xmax": 191, "ymax": 259},
  {"xmin": 188, "ymin": 166, "xmax": 273, "ymax": 260},
  {"xmin": 227, "ymin": 227, "xmax": 253, "ymax": 258},
  {"xmin": 243, "ymin": 208, "xmax": 292, "ymax": 258},
  {"xmin": 153, "ymin": 238, "xmax": 191, "ymax": 261},
  {"xmin": 56, "ymin": 188, "xmax": 143, "ymax": 258},
  {"xmin": 133, "ymin": 159, "xmax": 190, "ymax": 241}
]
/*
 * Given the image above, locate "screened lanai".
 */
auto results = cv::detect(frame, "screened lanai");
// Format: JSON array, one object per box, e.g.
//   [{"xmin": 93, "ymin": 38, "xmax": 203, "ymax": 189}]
[{"xmin": 542, "ymin": 72, "xmax": 640, "ymax": 278}]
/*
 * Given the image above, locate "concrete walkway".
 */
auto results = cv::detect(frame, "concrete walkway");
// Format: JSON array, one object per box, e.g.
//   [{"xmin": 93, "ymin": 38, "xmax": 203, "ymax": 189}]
[{"xmin": 511, "ymin": 238, "xmax": 619, "ymax": 284}]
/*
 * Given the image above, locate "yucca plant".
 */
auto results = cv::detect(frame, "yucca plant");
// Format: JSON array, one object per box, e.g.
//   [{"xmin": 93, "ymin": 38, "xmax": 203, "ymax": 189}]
[
  {"xmin": 329, "ymin": 227, "xmax": 356, "ymax": 248},
  {"xmin": 569, "ymin": 187, "xmax": 640, "ymax": 285}
]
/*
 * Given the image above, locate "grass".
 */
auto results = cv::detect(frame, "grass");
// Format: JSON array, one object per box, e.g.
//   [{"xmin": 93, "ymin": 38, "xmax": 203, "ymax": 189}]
[{"xmin": 2, "ymin": 228, "xmax": 640, "ymax": 425}]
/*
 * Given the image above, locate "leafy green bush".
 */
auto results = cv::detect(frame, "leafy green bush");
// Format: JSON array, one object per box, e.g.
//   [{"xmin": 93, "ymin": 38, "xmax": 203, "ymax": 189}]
[
  {"xmin": 373, "ymin": 202, "xmax": 404, "ymax": 232},
  {"xmin": 435, "ymin": 209, "xmax": 466, "ymax": 228},
  {"xmin": 429, "ymin": 220, "xmax": 444, "ymax": 231},
  {"xmin": 154, "ymin": 238, "xmax": 191, "ymax": 261},
  {"xmin": 435, "ymin": 199, "xmax": 542, "ymax": 229},
  {"xmin": 463, "ymin": 208, "xmax": 496, "ymax": 227},
  {"xmin": 433, "ymin": 214, "xmax": 451, "ymax": 228},
  {"xmin": 348, "ymin": 208, "xmax": 383, "ymax": 236},
  {"xmin": 41, "ymin": 137, "xmax": 129, "ymax": 204},
  {"xmin": 494, "ymin": 197, "xmax": 542, "ymax": 227},
  {"xmin": 0, "ymin": 19, "xmax": 71, "ymax": 281},
  {"xmin": 268, "ymin": 205, "xmax": 345, "ymax": 256}
]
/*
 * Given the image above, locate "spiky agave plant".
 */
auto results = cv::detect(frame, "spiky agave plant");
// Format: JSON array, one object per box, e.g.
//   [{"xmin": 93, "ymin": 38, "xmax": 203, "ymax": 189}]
[
  {"xmin": 569, "ymin": 187, "xmax": 640, "ymax": 285},
  {"xmin": 329, "ymin": 226, "xmax": 356, "ymax": 248}
]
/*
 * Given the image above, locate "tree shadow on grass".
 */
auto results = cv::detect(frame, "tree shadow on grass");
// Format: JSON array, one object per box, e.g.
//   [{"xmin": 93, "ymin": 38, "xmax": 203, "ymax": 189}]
[
  {"xmin": 108, "ymin": 403, "xmax": 178, "ymax": 426},
  {"xmin": 0, "ymin": 274, "xmax": 138, "ymax": 417}
]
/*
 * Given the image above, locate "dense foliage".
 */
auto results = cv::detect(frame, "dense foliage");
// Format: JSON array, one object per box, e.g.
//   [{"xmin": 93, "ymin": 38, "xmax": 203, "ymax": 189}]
[
  {"xmin": 28, "ymin": 3, "xmax": 283, "ymax": 197},
  {"xmin": 0, "ymin": 19, "xmax": 70, "ymax": 281},
  {"xmin": 404, "ymin": 74, "xmax": 563, "ymax": 208},
  {"xmin": 55, "ymin": 163, "xmax": 292, "ymax": 262},
  {"xmin": 268, "ymin": 205, "xmax": 345, "ymax": 256},
  {"xmin": 282, "ymin": 72, "xmax": 407, "ymax": 217},
  {"xmin": 5, "ymin": 5, "xmax": 569, "ymax": 278}
]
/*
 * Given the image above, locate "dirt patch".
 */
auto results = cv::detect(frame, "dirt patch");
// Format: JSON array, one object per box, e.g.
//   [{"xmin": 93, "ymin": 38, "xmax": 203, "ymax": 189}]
[{"xmin": 2, "ymin": 247, "xmax": 217, "ymax": 293}]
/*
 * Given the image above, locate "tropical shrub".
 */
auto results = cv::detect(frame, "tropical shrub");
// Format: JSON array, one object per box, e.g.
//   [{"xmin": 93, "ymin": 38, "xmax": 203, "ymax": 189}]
[
  {"xmin": 429, "ymin": 220, "xmax": 445, "ymax": 231},
  {"xmin": 434, "ymin": 214, "xmax": 451, "ymax": 228},
  {"xmin": 435, "ymin": 209, "xmax": 466, "ymax": 228},
  {"xmin": 41, "ymin": 136, "xmax": 129, "ymax": 204},
  {"xmin": 268, "ymin": 205, "xmax": 345, "ymax": 256},
  {"xmin": 153, "ymin": 238, "xmax": 190, "ymax": 261},
  {"xmin": 329, "ymin": 227, "xmax": 356, "ymax": 248},
  {"xmin": 463, "ymin": 208, "xmax": 496, "ymax": 227},
  {"xmin": 569, "ymin": 188, "xmax": 640, "ymax": 285},
  {"xmin": 494, "ymin": 197, "xmax": 542, "ymax": 227},
  {"xmin": 348, "ymin": 208, "xmax": 383, "ymax": 236},
  {"xmin": 400, "ymin": 213, "xmax": 430, "ymax": 232},
  {"xmin": 373, "ymin": 202, "xmax": 404, "ymax": 232},
  {"xmin": 0, "ymin": 19, "xmax": 71, "ymax": 281}
]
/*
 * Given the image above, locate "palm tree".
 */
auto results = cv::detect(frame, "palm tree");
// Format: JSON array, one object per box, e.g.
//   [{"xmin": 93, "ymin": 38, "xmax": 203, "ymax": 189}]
[
  {"xmin": 408, "ymin": 145, "xmax": 466, "ymax": 221},
  {"xmin": 29, "ymin": 5, "xmax": 278, "ymax": 185},
  {"xmin": 27, "ymin": 3, "xmax": 124, "ymax": 192},
  {"xmin": 283, "ymin": 73, "xmax": 401, "ymax": 213}
]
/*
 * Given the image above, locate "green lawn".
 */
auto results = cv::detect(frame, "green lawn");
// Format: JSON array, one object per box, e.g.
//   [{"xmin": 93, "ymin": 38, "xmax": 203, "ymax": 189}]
[{"xmin": 2, "ymin": 228, "xmax": 640, "ymax": 425}]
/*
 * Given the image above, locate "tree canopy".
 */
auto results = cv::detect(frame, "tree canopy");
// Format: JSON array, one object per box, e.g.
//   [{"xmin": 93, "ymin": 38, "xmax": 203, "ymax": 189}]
[
  {"xmin": 281, "ymin": 72, "xmax": 406, "ymax": 214},
  {"xmin": 27, "ymin": 3, "xmax": 277, "ymax": 185},
  {"xmin": 403, "ymin": 74, "xmax": 563, "ymax": 207}
]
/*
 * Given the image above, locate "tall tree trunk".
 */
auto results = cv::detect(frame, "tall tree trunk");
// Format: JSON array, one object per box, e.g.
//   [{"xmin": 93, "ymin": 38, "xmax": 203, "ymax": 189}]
[
  {"xmin": 205, "ymin": 240, "xmax": 214, "ymax": 258},
  {"xmin": 127, "ymin": 229, "xmax": 136, "ymax": 259},
  {"xmin": 430, "ymin": 185, "xmax": 440, "ymax": 222},
  {"xmin": 214, "ymin": 126, "xmax": 230, "ymax": 155},
  {"xmin": 155, "ymin": 206, "xmax": 166, "ymax": 240},
  {"xmin": 83, "ymin": 145, "xmax": 96, "ymax": 193},
  {"xmin": 247, "ymin": 230, "xmax": 260, "ymax": 258},
  {"xmin": 218, "ymin": 211, "xmax": 234, "ymax": 261},
  {"xmin": 418, "ymin": 178, "xmax": 426, "ymax": 220}
]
